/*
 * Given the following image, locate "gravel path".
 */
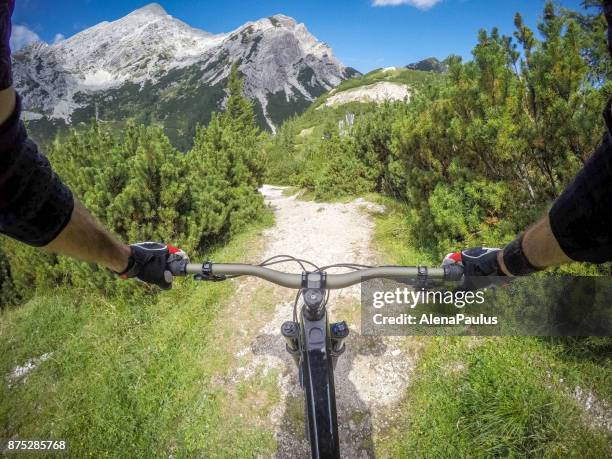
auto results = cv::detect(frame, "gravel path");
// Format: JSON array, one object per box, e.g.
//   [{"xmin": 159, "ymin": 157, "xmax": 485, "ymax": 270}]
[{"xmin": 231, "ymin": 185, "xmax": 419, "ymax": 458}]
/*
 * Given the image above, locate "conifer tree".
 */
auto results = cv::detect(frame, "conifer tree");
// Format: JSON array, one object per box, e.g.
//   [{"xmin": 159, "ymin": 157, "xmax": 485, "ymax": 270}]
[{"xmin": 186, "ymin": 62, "xmax": 265, "ymax": 245}]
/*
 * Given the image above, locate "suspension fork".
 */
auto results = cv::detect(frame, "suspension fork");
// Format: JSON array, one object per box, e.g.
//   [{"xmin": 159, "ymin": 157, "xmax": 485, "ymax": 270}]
[
  {"xmin": 329, "ymin": 320, "xmax": 349, "ymax": 370},
  {"xmin": 282, "ymin": 318, "xmax": 348, "ymax": 371},
  {"xmin": 281, "ymin": 321, "xmax": 300, "ymax": 366}
]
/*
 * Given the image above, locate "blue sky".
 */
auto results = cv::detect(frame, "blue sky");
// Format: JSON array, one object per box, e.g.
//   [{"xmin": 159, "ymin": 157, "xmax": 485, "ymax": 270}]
[{"xmin": 13, "ymin": 0, "xmax": 589, "ymax": 72}]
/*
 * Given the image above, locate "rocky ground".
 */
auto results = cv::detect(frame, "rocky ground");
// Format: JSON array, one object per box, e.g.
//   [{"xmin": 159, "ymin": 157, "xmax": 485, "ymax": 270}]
[{"xmin": 224, "ymin": 185, "xmax": 421, "ymax": 458}]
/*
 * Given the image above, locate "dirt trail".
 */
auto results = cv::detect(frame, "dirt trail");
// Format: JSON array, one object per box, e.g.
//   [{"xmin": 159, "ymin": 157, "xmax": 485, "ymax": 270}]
[{"xmin": 228, "ymin": 185, "xmax": 420, "ymax": 458}]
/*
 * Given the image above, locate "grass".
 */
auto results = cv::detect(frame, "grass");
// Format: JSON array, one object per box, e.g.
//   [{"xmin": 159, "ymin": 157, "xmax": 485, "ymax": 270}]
[
  {"xmin": 367, "ymin": 193, "xmax": 436, "ymax": 267},
  {"xmin": 282, "ymin": 395, "xmax": 306, "ymax": 440},
  {"xmin": 381, "ymin": 337, "xmax": 611, "ymax": 458},
  {"xmin": 0, "ymin": 212, "xmax": 279, "ymax": 458},
  {"xmin": 371, "ymin": 198, "xmax": 612, "ymax": 458}
]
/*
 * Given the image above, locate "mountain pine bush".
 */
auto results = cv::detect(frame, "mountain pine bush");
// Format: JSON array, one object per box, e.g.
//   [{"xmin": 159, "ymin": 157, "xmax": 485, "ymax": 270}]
[
  {"xmin": 390, "ymin": 3, "xmax": 608, "ymax": 257},
  {"xmin": 0, "ymin": 67, "xmax": 265, "ymax": 306},
  {"xmin": 313, "ymin": 135, "xmax": 374, "ymax": 199}
]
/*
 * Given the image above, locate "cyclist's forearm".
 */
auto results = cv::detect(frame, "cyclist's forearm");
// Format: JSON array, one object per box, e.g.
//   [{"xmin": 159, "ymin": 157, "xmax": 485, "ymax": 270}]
[
  {"xmin": 43, "ymin": 200, "xmax": 130, "ymax": 273},
  {"xmin": 497, "ymin": 215, "xmax": 571, "ymax": 276},
  {"xmin": 0, "ymin": 91, "xmax": 129, "ymax": 272}
]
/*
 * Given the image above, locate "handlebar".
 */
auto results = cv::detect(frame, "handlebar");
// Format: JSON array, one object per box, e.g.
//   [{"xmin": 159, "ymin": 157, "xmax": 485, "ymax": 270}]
[{"xmin": 169, "ymin": 260, "xmax": 463, "ymax": 290}]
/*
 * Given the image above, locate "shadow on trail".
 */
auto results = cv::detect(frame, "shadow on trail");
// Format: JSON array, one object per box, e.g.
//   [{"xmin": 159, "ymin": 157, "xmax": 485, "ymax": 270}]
[{"xmin": 251, "ymin": 329, "xmax": 388, "ymax": 458}]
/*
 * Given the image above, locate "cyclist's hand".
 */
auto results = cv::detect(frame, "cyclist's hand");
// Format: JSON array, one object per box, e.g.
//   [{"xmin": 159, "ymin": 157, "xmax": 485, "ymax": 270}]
[
  {"xmin": 118, "ymin": 242, "xmax": 189, "ymax": 290},
  {"xmin": 443, "ymin": 247, "xmax": 506, "ymax": 290},
  {"xmin": 1, "ymin": 0, "xmax": 15, "ymax": 90}
]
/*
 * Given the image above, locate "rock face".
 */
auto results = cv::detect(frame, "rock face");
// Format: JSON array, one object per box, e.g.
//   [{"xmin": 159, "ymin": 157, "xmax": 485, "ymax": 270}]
[{"xmin": 12, "ymin": 3, "xmax": 358, "ymax": 146}]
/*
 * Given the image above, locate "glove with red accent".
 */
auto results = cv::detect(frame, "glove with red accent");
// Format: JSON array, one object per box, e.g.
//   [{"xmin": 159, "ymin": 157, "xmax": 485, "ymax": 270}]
[
  {"xmin": 117, "ymin": 242, "xmax": 189, "ymax": 290},
  {"xmin": 443, "ymin": 247, "xmax": 506, "ymax": 290}
]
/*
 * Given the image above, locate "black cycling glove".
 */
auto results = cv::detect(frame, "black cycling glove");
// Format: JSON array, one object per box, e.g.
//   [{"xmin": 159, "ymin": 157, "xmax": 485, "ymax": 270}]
[
  {"xmin": 117, "ymin": 242, "xmax": 188, "ymax": 290},
  {"xmin": 443, "ymin": 247, "xmax": 505, "ymax": 290},
  {"xmin": 460, "ymin": 247, "xmax": 505, "ymax": 277}
]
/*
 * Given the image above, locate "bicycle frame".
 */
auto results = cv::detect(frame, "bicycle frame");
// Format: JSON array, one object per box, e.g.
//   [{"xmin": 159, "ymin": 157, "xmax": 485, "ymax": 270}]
[
  {"xmin": 280, "ymin": 271, "xmax": 342, "ymax": 457},
  {"xmin": 298, "ymin": 271, "xmax": 342, "ymax": 458},
  {"xmin": 301, "ymin": 304, "xmax": 339, "ymax": 457}
]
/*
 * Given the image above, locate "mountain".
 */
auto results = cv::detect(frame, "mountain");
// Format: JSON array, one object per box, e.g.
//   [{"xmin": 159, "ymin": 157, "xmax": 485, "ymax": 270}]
[
  {"xmin": 406, "ymin": 57, "xmax": 447, "ymax": 73},
  {"xmin": 12, "ymin": 3, "xmax": 359, "ymax": 149}
]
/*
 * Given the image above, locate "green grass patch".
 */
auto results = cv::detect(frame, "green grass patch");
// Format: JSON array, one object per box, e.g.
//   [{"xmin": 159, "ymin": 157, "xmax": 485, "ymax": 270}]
[
  {"xmin": 0, "ymin": 213, "xmax": 277, "ymax": 457},
  {"xmin": 381, "ymin": 337, "xmax": 611, "ymax": 458},
  {"xmin": 369, "ymin": 194, "xmax": 435, "ymax": 266},
  {"xmin": 282, "ymin": 394, "xmax": 306, "ymax": 440},
  {"xmin": 280, "ymin": 186, "xmax": 300, "ymax": 197}
]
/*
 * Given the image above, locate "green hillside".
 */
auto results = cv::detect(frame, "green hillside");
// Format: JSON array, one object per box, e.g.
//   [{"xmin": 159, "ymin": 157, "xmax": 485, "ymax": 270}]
[
  {"xmin": 273, "ymin": 67, "xmax": 441, "ymax": 141},
  {"xmin": 265, "ymin": 67, "xmax": 442, "ymax": 187},
  {"xmin": 310, "ymin": 66, "xmax": 442, "ymax": 109},
  {"xmin": 406, "ymin": 56, "xmax": 448, "ymax": 73}
]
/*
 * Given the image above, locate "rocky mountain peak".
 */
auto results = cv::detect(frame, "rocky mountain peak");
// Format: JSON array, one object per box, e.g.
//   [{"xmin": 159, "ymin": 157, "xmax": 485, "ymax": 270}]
[
  {"xmin": 131, "ymin": 2, "xmax": 168, "ymax": 17},
  {"xmin": 12, "ymin": 5, "xmax": 357, "ymax": 138},
  {"xmin": 266, "ymin": 14, "xmax": 297, "ymax": 27}
]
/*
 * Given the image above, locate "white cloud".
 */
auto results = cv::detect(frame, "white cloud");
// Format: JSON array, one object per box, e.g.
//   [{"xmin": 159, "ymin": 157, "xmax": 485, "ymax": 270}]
[
  {"xmin": 9, "ymin": 25, "xmax": 41, "ymax": 51},
  {"xmin": 53, "ymin": 33, "xmax": 65, "ymax": 44},
  {"xmin": 372, "ymin": 0, "xmax": 442, "ymax": 10}
]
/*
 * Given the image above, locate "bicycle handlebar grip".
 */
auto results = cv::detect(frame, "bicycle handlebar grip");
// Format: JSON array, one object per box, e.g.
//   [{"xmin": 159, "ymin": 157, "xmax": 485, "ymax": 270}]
[
  {"xmin": 167, "ymin": 257, "xmax": 188, "ymax": 276},
  {"xmin": 443, "ymin": 263, "xmax": 464, "ymax": 282}
]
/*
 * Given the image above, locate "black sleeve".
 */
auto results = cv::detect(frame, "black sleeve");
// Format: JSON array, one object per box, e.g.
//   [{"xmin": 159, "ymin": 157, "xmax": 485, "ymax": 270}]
[
  {"xmin": 0, "ymin": 0, "xmax": 13, "ymax": 91},
  {"xmin": 548, "ymin": 100, "xmax": 612, "ymax": 263},
  {"xmin": 0, "ymin": 95, "xmax": 74, "ymax": 246}
]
